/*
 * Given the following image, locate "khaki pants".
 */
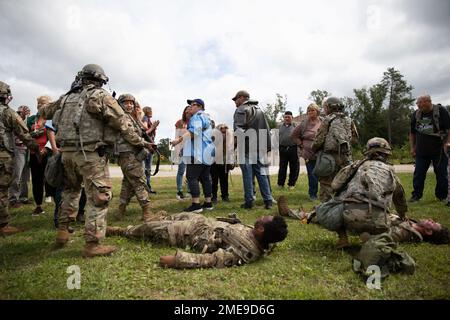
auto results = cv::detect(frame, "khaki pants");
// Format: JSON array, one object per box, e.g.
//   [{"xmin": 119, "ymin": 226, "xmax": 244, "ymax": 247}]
[
  {"xmin": 60, "ymin": 151, "xmax": 112, "ymax": 243},
  {"xmin": 0, "ymin": 151, "xmax": 14, "ymax": 225}
]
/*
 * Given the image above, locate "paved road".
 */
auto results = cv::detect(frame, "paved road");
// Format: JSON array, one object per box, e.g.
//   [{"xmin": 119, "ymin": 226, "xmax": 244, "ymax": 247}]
[{"xmin": 109, "ymin": 164, "xmax": 418, "ymax": 178}]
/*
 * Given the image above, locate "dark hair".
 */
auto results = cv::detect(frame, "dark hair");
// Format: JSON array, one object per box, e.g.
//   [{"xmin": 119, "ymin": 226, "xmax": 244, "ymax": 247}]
[
  {"xmin": 181, "ymin": 106, "xmax": 190, "ymax": 123},
  {"xmin": 284, "ymin": 111, "xmax": 293, "ymax": 116},
  {"xmin": 422, "ymin": 225, "xmax": 449, "ymax": 245},
  {"xmin": 261, "ymin": 216, "xmax": 288, "ymax": 249}
]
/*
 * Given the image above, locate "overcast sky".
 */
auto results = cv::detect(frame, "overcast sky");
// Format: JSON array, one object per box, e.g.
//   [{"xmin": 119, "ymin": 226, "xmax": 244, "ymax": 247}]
[{"xmin": 1, "ymin": 0, "xmax": 449, "ymax": 141}]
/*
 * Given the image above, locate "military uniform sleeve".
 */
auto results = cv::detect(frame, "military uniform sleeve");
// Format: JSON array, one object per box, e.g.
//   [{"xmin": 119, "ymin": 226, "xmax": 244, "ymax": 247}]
[
  {"xmin": 40, "ymin": 95, "xmax": 64, "ymax": 120},
  {"xmin": 88, "ymin": 92, "xmax": 149, "ymax": 148},
  {"xmin": 312, "ymin": 118, "xmax": 329, "ymax": 152},
  {"xmin": 173, "ymin": 249, "xmax": 242, "ymax": 269},
  {"xmin": 7, "ymin": 109, "xmax": 36, "ymax": 149},
  {"xmin": 392, "ymin": 175, "xmax": 407, "ymax": 218}
]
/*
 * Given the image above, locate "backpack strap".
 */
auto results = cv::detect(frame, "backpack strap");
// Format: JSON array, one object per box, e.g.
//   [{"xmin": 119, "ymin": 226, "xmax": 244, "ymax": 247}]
[{"xmin": 433, "ymin": 104, "xmax": 441, "ymax": 133}]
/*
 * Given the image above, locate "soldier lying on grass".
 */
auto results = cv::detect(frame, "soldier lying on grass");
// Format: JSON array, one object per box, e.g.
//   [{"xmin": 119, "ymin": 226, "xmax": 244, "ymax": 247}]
[
  {"xmin": 278, "ymin": 196, "xmax": 449, "ymax": 246},
  {"xmin": 106, "ymin": 212, "xmax": 288, "ymax": 269}
]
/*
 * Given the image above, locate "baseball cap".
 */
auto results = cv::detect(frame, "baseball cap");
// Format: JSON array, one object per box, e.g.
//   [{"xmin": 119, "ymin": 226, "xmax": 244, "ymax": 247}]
[
  {"xmin": 187, "ymin": 98, "xmax": 205, "ymax": 109},
  {"xmin": 232, "ymin": 90, "xmax": 250, "ymax": 101}
]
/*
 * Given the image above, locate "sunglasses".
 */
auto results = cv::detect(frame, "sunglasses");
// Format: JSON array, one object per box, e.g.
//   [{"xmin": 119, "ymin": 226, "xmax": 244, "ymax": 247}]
[{"xmin": 190, "ymin": 103, "xmax": 201, "ymax": 107}]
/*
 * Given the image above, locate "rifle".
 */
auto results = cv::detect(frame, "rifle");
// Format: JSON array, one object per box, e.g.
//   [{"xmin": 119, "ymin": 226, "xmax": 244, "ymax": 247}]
[{"xmin": 112, "ymin": 91, "xmax": 160, "ymax": 176}]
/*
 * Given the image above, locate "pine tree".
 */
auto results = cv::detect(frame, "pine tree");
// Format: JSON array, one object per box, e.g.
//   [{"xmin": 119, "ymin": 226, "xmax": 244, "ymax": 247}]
[{"xmin": 381, "ymin": 68, "xmax": 415, "ymax": 146}]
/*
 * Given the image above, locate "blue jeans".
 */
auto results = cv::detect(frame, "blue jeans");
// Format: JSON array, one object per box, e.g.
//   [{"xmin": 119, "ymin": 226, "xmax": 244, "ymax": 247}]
[
  {"xmin": 306, "ymin": 159, "xmax": 319, "ymax": 198},
  {"xmin": 176, "ymin": 160, "xmax": 186, "ymax": 192},
  {"xmin": 413, "ymin": 152, "xmax": 448, "ymax": 200},
  {"xmin": 145, "ymin": 153, "xmax": 153, "ymax": 189},
  {"xmin": 240, "ymin": 159, "xmax": 273, "ymax": 203}
]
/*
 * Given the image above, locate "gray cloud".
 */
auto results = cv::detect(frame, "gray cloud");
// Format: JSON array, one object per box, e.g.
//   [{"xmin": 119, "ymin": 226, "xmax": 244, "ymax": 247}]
[{"xmin": 1, "ymin": 0, "xmax": 449, "ymax": 141}]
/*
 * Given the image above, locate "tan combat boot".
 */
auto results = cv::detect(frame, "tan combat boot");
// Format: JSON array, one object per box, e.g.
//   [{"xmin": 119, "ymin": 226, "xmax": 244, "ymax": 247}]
[
  {"xmin": 116, "ymin": 203, "xmax": 127, "ymax": 220},
  {"xmin": 54, "ymin": 227, "xmax": 70, "ymax": 249},
  {"xmin": 336, "ymin": 229, "xmax": 350, "ymax": 249},
  {"xmin": 142, "ymin": 204, "xmax": 162, "ymax": 222},
  {"xmin": 277, "ymin": 196, "xmax": 291, "ymax": 216},
  {"xmin": 0, "ymin": 224, "xmax": 24, "ymax": 236},
  {"xmin": 106, "ymin": 226, "xmax": 126, "ymax": 237},
  {"xmin": 83, "ymin": 242, "xmax": 117, "ymax": 258}
]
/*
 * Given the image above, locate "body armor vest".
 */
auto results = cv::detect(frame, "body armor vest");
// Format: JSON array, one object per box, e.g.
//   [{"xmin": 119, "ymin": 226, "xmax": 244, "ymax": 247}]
[
  {"xmin": 116, "ymin": 114, "xmax": 143, "ymax": 153},
  {"xmin": 55, "ymin": 86, "xmax": 106, "ymax": 149},
  {"xmin": 339, "ymin": 160, "xmax": 396, "ymax": 211},
  {"xmin": 324, "ymin": 113, "xmax": 352, "ymax": 155}
]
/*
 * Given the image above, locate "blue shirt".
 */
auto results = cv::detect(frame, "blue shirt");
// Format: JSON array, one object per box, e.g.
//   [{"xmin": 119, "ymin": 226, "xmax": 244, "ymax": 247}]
[{"xmin": 183, "ymin": 110, "xmax": 215, "ymax": 165}]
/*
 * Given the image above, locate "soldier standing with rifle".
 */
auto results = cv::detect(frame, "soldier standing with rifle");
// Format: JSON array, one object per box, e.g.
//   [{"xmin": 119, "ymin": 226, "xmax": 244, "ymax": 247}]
[
  {"xmin": 115, "ymin": 93, "xmax": 157, "ymax": 222},
  {"xmin": 40, "ymin": 64, "xmax": 154, "ymax": 258}
]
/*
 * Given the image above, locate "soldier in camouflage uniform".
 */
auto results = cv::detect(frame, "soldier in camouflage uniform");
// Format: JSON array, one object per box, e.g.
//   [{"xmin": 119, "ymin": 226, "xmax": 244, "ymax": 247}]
[
  {"xmin": 279, "ymin": 138, "xmax": 409, "ymax": 248},
  {"xmin": 106, "ymin": 212, "xmax": 288, "ymax": 269},
  {"xmin": 115, "ymin": 93, "xmax": 153, "ymax": 221},
  {"xmin": 40, "ymin": 64, "xmax": 154, "ymax": 258},
  {"xmin": 278, "ymin": 197, "xmax": 448, "ymax": 245},
  {"xmin": 312, "ymin": 97, "xmax": 358, "ymax": 202},
  {"xmin": 0, "ymin": 81, "xmax": 38, "ymax": 235}
]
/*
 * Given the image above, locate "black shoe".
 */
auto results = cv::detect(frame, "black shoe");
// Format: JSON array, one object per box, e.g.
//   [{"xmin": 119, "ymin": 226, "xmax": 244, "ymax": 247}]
[
  {"xmin": 202, "ymin": 202, "xmax": 214, "ymax": 211},
  {"xmin": 76, "ymin": 214, "xmax": 85, "ymax": 223},
  {"xmin": 211, "ymin": 197, "xmax": 218, "ymax": 205},
  {"xmin": 264, "ymin": 201, "xmax": 273, "ymax": 210},
  {"xmin": 409, "ymin": 196, "xmax": 420, "ymax": 203},
  {"xmin": 176, "ymin": 191, "xmax": 185, "ymax": 200},
  {"xmin": 446, "ymin": 201, "xmax": 450, "ymax": 207},
  {"xmin": 32, "ymin": 207, "xmax": 45, "ymax": 216},
  {"xmin": 222, "ymin": 197, "xmax": 230, "ymax": 202},
  {"xmin": 240, "ymin": 201, "xmax": 254, "ymax": 209},
  {"xmin": 149, "ymin": 190, "xmax": 157, "ymax": 194},
  {"xmin": 185, "ymin": 203, "xmax": 203, "ymax": 213}
]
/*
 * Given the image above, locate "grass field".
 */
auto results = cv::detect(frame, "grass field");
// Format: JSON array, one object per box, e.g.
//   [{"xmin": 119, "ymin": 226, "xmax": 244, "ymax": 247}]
[{"xmin": 0, "ymin": 172, "xmax": 449, "ymax": 300}]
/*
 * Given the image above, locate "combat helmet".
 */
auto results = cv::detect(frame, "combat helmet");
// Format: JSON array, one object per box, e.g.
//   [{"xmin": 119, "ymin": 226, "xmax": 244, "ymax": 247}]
[
  {"xmin": 363, "ymin": 137, "xmax": 392, "ymax": 156},
  {"xmin": 117, "ymin": 93, "xmax": 136, "ymax": 106},
  {"xmin": 325, "ymin": 96, "xmax": 344, "ymax": 112},
  {"xmin": 0, "ymin": 81, "xmax": 12, "ymax": 99},
  {"xmin": 80, "ymin": 64, "xmax": 109, "ymax": 84}
]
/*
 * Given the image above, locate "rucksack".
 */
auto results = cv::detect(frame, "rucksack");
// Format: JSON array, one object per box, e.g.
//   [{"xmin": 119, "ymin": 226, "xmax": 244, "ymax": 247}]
[
  {"xmin": 312, "ymin": 150, "xmax": 336, "ymax": 177},
  {"xmin": 414, "ymin": 104, "xmax": 448, "ymax": 141},
  {"xmin": 323, "ymin": 113, "xmax": 352, "ymax": 155},
  {"xmin": 45, "ymin": 152, "xmax": 64, "ymax": 188},
  {"xmin": 353, "ymin": 233, "xmax": 416, "ymax": 279}
]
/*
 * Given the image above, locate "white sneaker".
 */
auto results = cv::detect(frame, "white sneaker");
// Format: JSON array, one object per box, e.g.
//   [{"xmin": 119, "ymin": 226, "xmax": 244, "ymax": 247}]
[{"xmin": 45, "ymin": 197, "xmax": 52, "ymax": 203}]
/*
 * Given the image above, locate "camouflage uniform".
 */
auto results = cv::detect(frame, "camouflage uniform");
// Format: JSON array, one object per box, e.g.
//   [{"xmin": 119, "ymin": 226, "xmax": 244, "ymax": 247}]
[
  {"xmin": 334, "ymin": 159, "xmax": 408, "ymax": 235},
  {"xmin": 312, "ymin": 109, "xmax": 358, "ymax": 202},
  {"xmin": 41, "ymin": 84, "xmax": 151, "ymax": 244},
  {"xmin": 387, "ymin": 214, "xmax": 423, "ymax": 243},
  {"xmin": 121, "ymin": 212, "xmax": 265, "ymax": 268},
  {"xmin": 116, "ymin": 94, "xmax": 151, "ymax": 214},
  {"xmin": 0, "ymin": 101, "xmax": 36, "ymax": 226}
]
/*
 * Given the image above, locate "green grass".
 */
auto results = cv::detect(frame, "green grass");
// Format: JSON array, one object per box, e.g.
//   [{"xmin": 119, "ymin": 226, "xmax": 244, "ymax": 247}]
[{"xmin": 0, "ymin": 173, "xmax": 449, "ymax": 300}]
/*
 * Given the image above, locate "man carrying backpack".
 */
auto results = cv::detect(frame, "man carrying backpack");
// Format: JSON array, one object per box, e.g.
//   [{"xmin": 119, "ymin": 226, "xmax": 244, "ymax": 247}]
[{"xmin": 409, "ymin": 95, "xmax": 450, "ymax": 203}]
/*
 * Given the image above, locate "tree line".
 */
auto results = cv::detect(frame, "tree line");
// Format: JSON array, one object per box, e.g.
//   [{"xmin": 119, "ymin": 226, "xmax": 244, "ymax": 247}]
[{"xmin": 264, "ymin": 67, "xmax": 449, "ymax": 148}]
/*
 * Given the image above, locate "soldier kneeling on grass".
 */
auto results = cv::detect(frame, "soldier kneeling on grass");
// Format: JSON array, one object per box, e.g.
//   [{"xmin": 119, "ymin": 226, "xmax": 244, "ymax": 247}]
[
  {"xmin": 106, "ymin": 212, "xmax": 288, "ymax": 269},
  {"xmin": 277, "ymin": 137, "xmax": 449, "ymax": 248}
]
